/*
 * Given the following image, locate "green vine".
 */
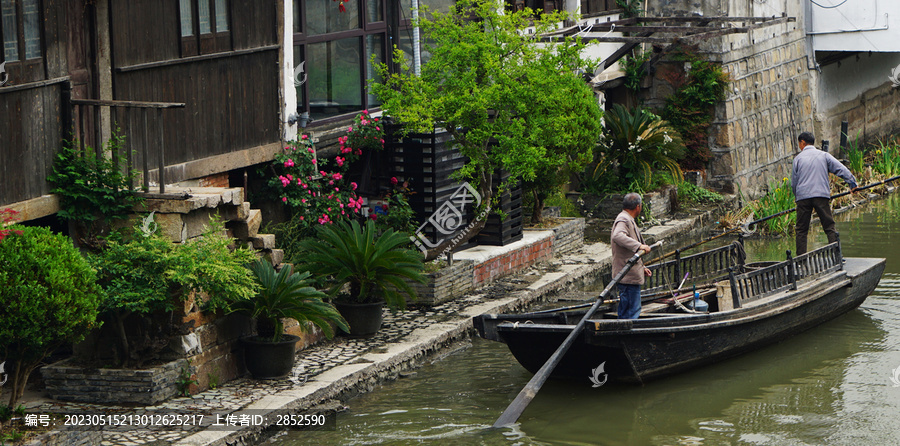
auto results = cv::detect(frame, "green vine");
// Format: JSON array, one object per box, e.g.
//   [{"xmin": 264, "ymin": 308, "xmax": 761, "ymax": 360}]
[
  {"xmin": 622, "ymin": 50, "xmax": 650, "ymax": 93},
  {"xmin": 660, "ymin": 48, "xmax": 729, "ymax": 169},
  {"xmin": 616, "ymin": 0, "xmax": 643, "ymax": 18}
]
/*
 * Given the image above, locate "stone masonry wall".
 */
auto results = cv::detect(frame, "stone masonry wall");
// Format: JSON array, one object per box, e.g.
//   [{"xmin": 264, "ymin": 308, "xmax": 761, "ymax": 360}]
[
  {"xmin": 646, "ymin": 0, "xmax": 813, "ymax": 199},
  {"xmin": 42, "ymin": 358, "xmax": 189, "ymax": 405},
  {"xmin": 408, "ymin": 260, "xmax": 476, "ymax": 307}
]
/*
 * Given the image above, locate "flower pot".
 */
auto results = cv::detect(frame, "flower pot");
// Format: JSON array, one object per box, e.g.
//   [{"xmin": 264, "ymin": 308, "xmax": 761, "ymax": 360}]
[
  {"xmin": 241, "ymin": 334, "xmax": 299, "ymax": 379},
  {"xmin": 334, "ymin": 300, "xmax": 384, "ymax": 336}
]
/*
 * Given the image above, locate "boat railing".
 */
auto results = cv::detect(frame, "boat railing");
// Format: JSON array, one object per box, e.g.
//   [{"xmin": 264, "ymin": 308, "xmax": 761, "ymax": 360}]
[
  {"xmin": 642, "ymin": 242, "xmax": 745, "ymax": 295},
  {"xmin": 727, "ymin": 242, "xmax": 843, "ymax": 306}
]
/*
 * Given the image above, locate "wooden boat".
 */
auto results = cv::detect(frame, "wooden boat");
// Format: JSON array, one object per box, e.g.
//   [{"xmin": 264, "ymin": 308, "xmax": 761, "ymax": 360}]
[{"xmin": 474, "ymin": 242, "xmax": 885, "ymax": 384}]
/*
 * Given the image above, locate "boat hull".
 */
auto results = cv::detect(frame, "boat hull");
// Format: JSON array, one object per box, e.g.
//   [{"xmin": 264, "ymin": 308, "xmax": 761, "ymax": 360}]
[{"xmin": 481, "ymin": 257, "xmax": 885, "ymax": 384}]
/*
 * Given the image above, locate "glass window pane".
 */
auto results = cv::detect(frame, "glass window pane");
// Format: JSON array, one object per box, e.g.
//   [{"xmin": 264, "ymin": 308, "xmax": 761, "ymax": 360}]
[
  {"xmin": 293, "ymin": 45, "xmax": 306, "ymax": 111},
  {"xmin": 215, "ymin": 0, "xmax": 228, "ymax": 32},
  {"xmin": 308, "ymin": 37, "xmax": 362, "ymax": 119},
  {"xmin": 23, "ymin": 0, "xmax": 40, "ymax": 59},
  {"xmin": 367, "ymin": 0, "xmax": 383, "ymax": 23},
  {"xmin": 396, "ymin": 33, "xmax": 414, "ymax": 74},
  {"xmin": 421, "ymin": 0, "xmax": 454, "ymax": 14},
  {"xmin": 365, "ymin": 34, "xmax": 384, "ymax": 107},
  {"xmin": 199, "ymin": 0, "xmax": 211, "ymax": 34},
  {"xmin": 1, "ymin": 0, "xmax": 18, "ymax": 61},
  {"xmin": 306, "ymin": 0, "xmax": 359, "ymax": 36},
  {"xmin": 292, "ymin": 0, "xmax": 301, "ymax": 34},
  {"xmin": 179, "ymin": 0, "xmax": 194, "ymax": 36}
]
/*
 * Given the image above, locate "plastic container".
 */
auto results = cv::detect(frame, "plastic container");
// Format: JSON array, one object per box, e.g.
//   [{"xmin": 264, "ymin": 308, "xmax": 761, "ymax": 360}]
[{"xmin": 691, "ymin": 287, "xmax": 709, "ymax": 312}]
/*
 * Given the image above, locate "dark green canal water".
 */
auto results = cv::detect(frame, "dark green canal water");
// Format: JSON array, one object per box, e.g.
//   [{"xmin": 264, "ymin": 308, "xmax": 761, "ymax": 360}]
[{"xmin": 275, "ymin": 195, "xmax": 900, "ymax": 445}]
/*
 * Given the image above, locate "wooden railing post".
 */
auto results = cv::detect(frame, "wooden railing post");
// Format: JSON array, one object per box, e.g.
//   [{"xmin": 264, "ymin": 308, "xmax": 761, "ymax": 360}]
[
  {"xmin": 728, "ymin": 267, "xmax": 741, "ymax": 309},
  {"xmin": 787, "ymin": 250, "xmax": 797, "ymax": 290}
]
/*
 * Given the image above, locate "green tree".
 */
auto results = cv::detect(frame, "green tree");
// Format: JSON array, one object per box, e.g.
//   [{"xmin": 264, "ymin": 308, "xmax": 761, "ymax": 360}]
[
  {"xmin": 0, "ymin": 226, "xmax": 103, "ymax": 407},
  {"xmin": 372, "ymin": 0, "xmax": 602, "ymax": 255}
]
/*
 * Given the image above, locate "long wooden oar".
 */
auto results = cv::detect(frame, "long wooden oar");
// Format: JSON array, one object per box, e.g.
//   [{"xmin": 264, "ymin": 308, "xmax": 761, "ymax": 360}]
[
  {"xmin": 493, "ymin": 240, "xmax": 663, "ymax": 428},
  {"xmin": 648, "ymin": 174, "xmax": 900, "ymax": 265}
]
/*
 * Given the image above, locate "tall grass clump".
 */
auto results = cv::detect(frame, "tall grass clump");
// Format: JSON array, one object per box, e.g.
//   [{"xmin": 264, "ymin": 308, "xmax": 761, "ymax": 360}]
[
  {"xmin": 748, "ymin": 177, "xmax": 795, "ymax": 235},
  {"xmin": 872, "ymin": 140, "xmax": 900, "ymax": 178}
]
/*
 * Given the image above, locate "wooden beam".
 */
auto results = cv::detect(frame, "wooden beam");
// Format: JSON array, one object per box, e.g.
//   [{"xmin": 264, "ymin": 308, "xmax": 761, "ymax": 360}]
[
  {"xmin": 596, "ymin": 32, "xmax": 654, "ymax": 72},
  {"xmin": 71, "ymin": 99, "xmax": 185, "ymax": 109}
]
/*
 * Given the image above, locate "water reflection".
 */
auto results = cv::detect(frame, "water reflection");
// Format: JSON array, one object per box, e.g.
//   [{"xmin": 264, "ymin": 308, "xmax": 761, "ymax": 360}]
[{"xmin": 276, "ymin": 195, "xmax": 900, "ymax": 445}]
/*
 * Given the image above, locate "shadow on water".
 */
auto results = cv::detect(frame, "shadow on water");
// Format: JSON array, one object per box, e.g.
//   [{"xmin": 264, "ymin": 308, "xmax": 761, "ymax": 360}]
[{"xmin": 274, "ymin": 194, "xmax": 900, "ymax": 446}]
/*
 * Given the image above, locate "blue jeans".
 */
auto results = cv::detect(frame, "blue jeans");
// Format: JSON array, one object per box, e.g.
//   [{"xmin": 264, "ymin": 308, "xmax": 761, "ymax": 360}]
[{"xmin": 617, "ymin": 283, "xmax": 642, "ymax": 319}]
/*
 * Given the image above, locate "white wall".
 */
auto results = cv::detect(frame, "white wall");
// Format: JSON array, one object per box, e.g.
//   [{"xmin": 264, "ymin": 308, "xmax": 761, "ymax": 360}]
[{"xmin": 808, "ymin": 0, "xmax": 900, "ymax": 52}]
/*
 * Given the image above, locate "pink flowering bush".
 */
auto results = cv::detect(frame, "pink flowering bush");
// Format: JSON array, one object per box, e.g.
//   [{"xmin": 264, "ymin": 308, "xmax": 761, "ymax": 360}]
[
  {"xmin": 268, "ymin": 135, "xmax": 363, "ymax": 233},
  {"xmin": 341, "ymin": 110, "xmax": 385, "ymax": 154}
]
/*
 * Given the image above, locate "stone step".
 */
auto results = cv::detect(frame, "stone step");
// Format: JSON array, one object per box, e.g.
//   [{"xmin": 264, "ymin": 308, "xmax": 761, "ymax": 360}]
[
  {"xmin": 219, "ymin": 201, "xmax": 251, "ymax": 222},
  {"xmin": 246, "ymin": 234, "xmax": 276, "ymax": 250},
  {"xmin": 228, "ymin": 209, "xmax": 262, "ymax": 239}
]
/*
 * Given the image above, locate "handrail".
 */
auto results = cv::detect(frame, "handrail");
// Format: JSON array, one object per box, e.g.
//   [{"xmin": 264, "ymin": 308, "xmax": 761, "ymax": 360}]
[{"xmin": 69, "ymin": 98, "xmax": 185, "ymax": 193}]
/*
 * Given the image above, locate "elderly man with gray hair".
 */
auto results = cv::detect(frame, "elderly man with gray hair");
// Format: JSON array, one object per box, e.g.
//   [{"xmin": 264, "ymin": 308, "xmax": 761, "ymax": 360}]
[{"xmin": 610, "ymin": 193, "xmax": 652, "ymax": 319}]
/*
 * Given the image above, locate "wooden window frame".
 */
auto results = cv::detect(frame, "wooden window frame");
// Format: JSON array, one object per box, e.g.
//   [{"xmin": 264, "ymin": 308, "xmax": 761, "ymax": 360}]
[
  {"xmin": 179, "ymin": 0, "xmax": 232, "ymax": 57},
  {"xmin": 0, "ymin": 0, "xmax": 44, "ymax": 85},
  {"xmin": 293, "ymin": 0, "xmax": 388, "ymax": 126}
]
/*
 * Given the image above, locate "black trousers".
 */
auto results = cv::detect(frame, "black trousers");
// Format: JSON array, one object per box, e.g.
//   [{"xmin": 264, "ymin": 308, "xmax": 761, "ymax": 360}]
[{"xmin": 795, "ymin": 197, "xmax": 837, "ymax": 255}]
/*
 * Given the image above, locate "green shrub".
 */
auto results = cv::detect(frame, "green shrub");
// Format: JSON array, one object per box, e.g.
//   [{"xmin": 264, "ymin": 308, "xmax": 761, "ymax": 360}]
[
  {"xmin": 677, "ymin": 181, "xmax": 724, "ymax": 204},
  {"xmin": 748, "ymin": 177, "xmax": 796, "ymax": 235},
  {"xmin": 0, "ymin": 226, "xmax": 103, "ymax": 407},
  {"xmin": 591, "ymin": 104, "xmax": 685, "ymax": 192},
  {"xmin": 89, "ymin": 216, "xmax": 257, "ymax": 366},
  {"xmin": 48, "ymin": 133, "xmax": 142, "ymax": 249}
]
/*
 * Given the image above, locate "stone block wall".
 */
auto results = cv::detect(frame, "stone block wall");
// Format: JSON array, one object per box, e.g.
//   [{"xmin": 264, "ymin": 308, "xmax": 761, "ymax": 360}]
[
  {"xmin": 42, "ymin": 358, "xmax": 189, "ymax": 405},
  {"xmin": 525, "ymin": 217, "xmax": 585, "ymax": 257},
  {"xmin": 408, "ymin": 260, "xmax": 476, "ymax": 307}
]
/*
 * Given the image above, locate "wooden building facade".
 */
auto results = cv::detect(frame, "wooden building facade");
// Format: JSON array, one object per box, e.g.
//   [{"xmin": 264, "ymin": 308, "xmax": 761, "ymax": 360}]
[{"xmin": 1, "ymin": 0, "xmax": 284, "ymax": 217}]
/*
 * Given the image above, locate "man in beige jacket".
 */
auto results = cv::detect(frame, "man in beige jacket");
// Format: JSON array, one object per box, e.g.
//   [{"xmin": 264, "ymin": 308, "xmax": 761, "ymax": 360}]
[{"xmin": 611, "ymin": 193, "xmax": 652, "ymax": 319}]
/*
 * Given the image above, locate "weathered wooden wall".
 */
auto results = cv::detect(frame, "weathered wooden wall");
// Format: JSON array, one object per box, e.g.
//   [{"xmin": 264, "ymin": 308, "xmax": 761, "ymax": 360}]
[
  {"xmin": 0, "ymin": 0, "xmax": 68, "ymax": 207},
  {"xmin": 109, "ymin": 0, "xmax": 280, "ymax": 176}
]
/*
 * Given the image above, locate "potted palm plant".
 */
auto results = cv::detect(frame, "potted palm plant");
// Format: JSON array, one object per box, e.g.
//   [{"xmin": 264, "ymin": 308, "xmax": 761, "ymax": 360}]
[
  {"xmin": 298, "ymin": 219, "xmax": 426, "ymax": 336},
  {"xmin": 229, "ymin": 259, "xmax": 349, "ymax": 379}
]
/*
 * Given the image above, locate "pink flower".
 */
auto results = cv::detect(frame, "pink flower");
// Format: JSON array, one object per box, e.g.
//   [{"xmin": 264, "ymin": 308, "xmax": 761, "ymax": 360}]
[
  {"xmin": 361, "ymin": 119, "xmax": 369, "ymax": 126},
  {"xmin": 355, "ymin": 149, "xmax": 362, "ymax": 156},
  {"xmin": 301, "ymin": 134, "xmax": 308, "ymax": 139},
  {"xmin": 300, "ymin": 216, "xmax": 305, "ymax": 220},
  {"xmin": 327, "ymin": 207, "xmax": 332, "ymax": 212},
  {"xmin": 375, "ymin": 126, "xmax": 380, "ymax": 131},
  {"xmin": 373, "ymin": 117, "xmax": 379, "ymax": 122},
  {"xmin": 380, "ymin": 139, "xmax": 385, "ymax": 144},
  {"xmin": 335, "ymin": 187, "xmax": 340, "ymax": 191},
  {"xmin": 340, "ymin": 203, "xmax": 344, "ymax": 208},
  {"xmin": 311, "ymin": 158, "xmax": 317, "ymax": 164},
  {"xmin": 369, "ymin": 214, "xmax": 378, "ymax": 221},
  {"xmin": 333, "ymin": 173, "xmax": 343, "ymax": 180},
  {"xmin": 328, "ymin": 180, "xmax": 334, "ymax": 185},
  {"xmin": 348, "ymin": 126, "xmax": 353, "ymax": 132},
  {"xmin": 308, "ymin": 147, "xmax": 314, "ymax": 153},
  {"xmin": 286, "ymin": 174, "xmax": 293, "ymax": 181},
  {"xmin": 284, "ymin": 158, "xmax": 295, "ymax": 167},
  {"xmin": 351, "ymin": 182, "xmax": 358, "ymax": 190},
  {"xmin": 391, "ymin": 177, "xmax": 399, "ymax": 185},
  {"xmin": 341, "ymin": 146, "xmax": 352, "ymax": 154},
  {"xmin": 362, "ymin": 110, "xmax": 368, "ymax": 115},
  {"xmin": 282, "ymin": 197, "xmax": 288, "ymax": 203},
  {"xmin": 297, "ymin": 178, "xmax": 302, "ymax": 185},
  {"xmin": 336, "ymin": 157, "xmax": 344, "ymax": 167},
  {"xmin": 320, "ymin": 171, "xmax": 327, "ymax": 176},
  {"xmin": 301, "ymin": 198, "xmax": 307, "ymax": 204},
  {"xmin": 279, "ymin": 176, "xmax": 290, "ymax": 187}
]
